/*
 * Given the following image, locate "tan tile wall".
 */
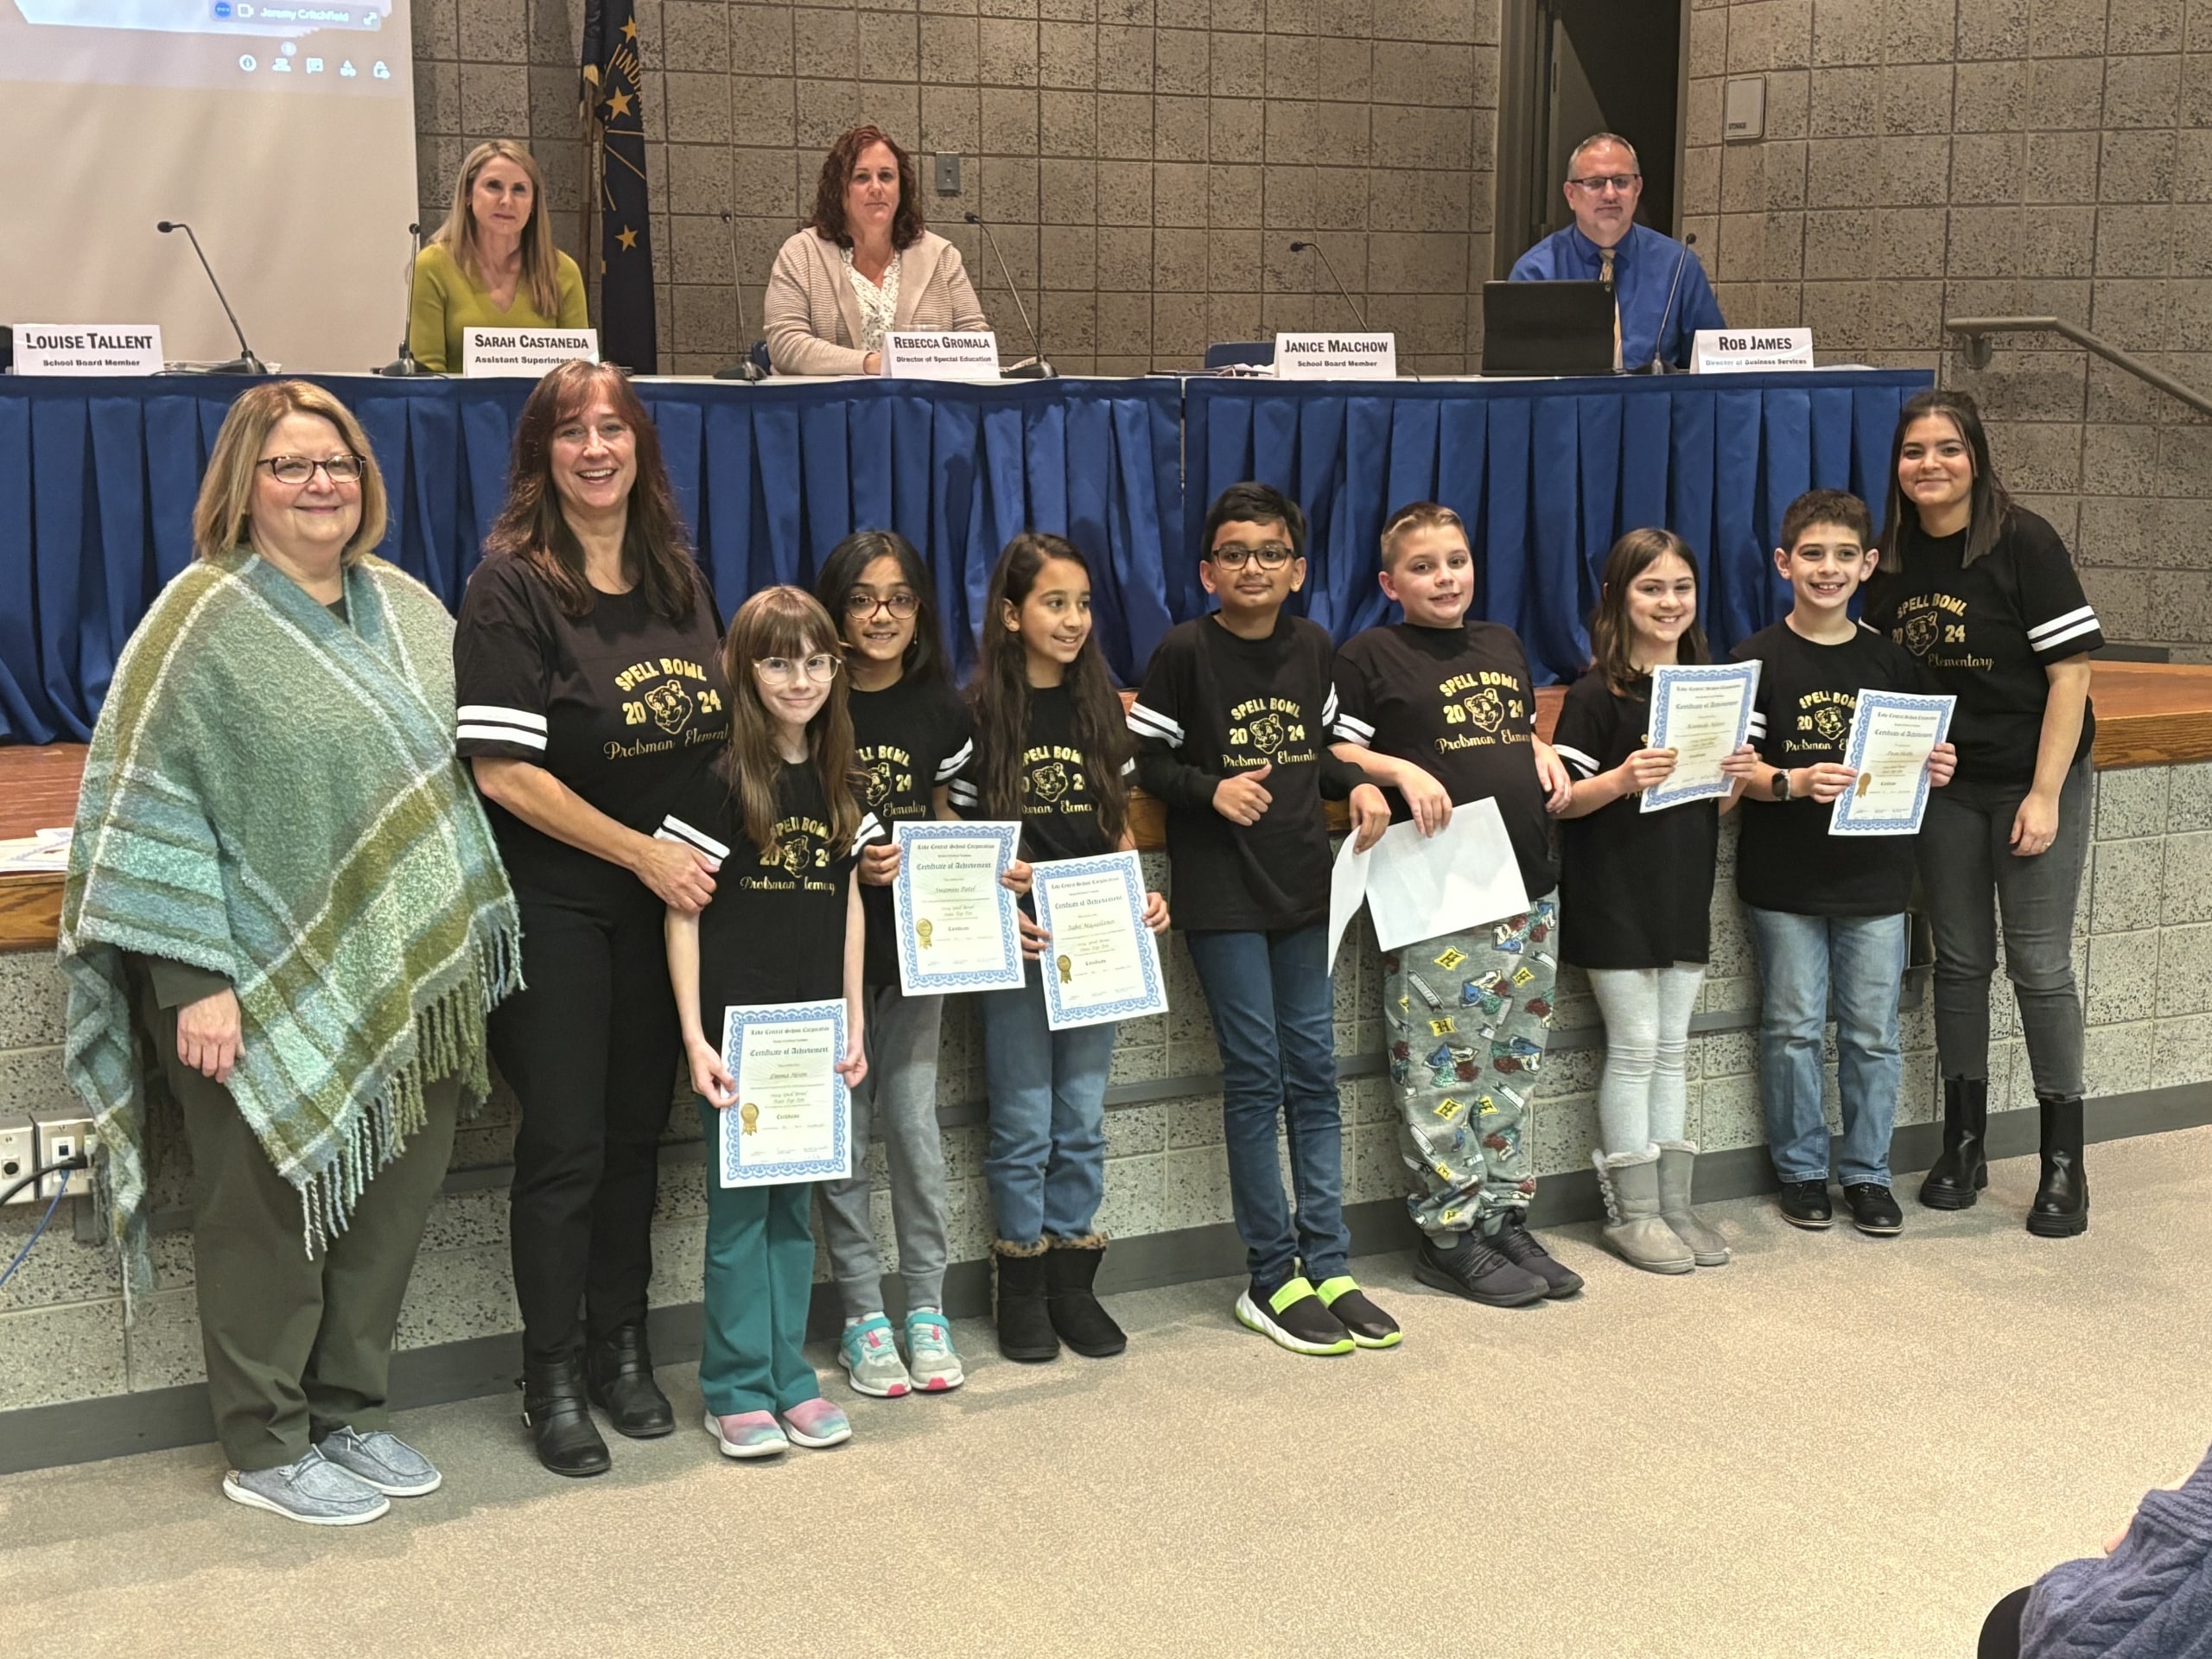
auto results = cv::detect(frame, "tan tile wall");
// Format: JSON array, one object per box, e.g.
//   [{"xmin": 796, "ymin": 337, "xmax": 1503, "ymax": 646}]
[
  {"xmin": 1681, "ymin": 0, "xmax": 2212, "ymax": 658},
  {"xmin": 410, "ymin": 0, "xmax": 1505, "ymax": 377}
]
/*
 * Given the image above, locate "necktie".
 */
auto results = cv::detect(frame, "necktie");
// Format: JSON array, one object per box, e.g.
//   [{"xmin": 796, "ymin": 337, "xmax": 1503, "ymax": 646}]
[{"xmin": 1599, "ymin": 246, "xmax": 1623, "ymax": 372}]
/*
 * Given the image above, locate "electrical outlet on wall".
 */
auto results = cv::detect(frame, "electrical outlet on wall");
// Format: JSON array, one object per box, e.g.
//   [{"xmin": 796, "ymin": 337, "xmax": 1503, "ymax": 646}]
[
  {"xmin": 0, "ymin": 1116, "xmax": 34, "ymax": 1205},
  {"xmin": 32, "ymin": 1112, "xmax": 95, "ymax": 1201}
]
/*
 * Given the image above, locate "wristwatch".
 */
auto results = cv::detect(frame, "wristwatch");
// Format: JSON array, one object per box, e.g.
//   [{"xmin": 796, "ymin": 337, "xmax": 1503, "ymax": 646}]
[{"xmin": 1772, "ymin": 768, "xmax": 1793, "ymax": 803}]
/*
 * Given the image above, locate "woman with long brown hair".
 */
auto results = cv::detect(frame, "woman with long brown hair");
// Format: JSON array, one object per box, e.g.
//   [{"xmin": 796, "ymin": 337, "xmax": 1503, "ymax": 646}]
[
  {"xmin": 409, "ymin": 140, "xmax": 589, "ymax": 373},
  {"xmin": 453, "ymin": 360, "xmax": 730, "ymax": 1477},
  {"xmin": 762, "ymin": 124, "xmax": 988, "ymax": 376}
]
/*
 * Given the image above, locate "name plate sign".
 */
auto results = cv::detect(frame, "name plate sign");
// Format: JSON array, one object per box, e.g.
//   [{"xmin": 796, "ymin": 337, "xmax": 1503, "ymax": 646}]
[
  {"xmin": 1691, "ymin": 327, "xmax": 1815, "ymax": 372},
  {"xmin": 883, "ymin": 330, "xmax": 1001, "ymax": 381},
  {"xmin": 13, "ymin": 324, "xmax": 163, "ymax": 376},
  {"xmin": 1274, "ymin": 331, "xmax": 1398, "ymax": 380},
  {"xmin": 463, "ymin": 327, "xmax": 600, "ymax": 378}
]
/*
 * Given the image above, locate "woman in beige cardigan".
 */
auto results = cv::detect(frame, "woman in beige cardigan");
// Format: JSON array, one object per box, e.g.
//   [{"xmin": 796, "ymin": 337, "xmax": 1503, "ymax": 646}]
[{"xmin": 764, "ymin": 125, "xmax": 989, "ymax": 377}]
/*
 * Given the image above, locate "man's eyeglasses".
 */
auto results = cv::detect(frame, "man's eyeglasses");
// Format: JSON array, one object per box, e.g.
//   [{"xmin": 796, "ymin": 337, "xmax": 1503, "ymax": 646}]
[
  {"xmin": 258, "ymin": 454, "xmax": 365, "ymax": 485},
  {"xmin": 1207, "ymin": 542, "xmax": 1295, "ymax": 571},
  {"xmin": 754, "ymin": 654, "xmax": 842, "ymax": 686},
  {"xmin": 845, "ymin": 590, "xmax": 920, "ymax": 619},
  {"xmin": 1567, "ymin": 173, "xmax": 1640, "ymax": 195}
]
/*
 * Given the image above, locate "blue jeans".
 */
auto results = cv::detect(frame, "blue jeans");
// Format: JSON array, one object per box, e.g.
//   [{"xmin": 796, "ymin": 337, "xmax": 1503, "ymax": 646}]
[
  {"xmin": 1745, "ymin": 907, "xmax": 1908, "ymax": 1187},
  {"xmin": 1185, "ymin": 924, "xmax": 1350, "ymax": 1290},
  {"xmin": 980, "ymin": 961, "xmax": 1116, "ymax": 1247}
]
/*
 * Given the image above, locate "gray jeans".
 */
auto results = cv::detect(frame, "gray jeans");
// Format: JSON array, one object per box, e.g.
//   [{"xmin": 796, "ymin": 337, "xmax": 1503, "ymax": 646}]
[
  {"xmin": 816, "ymin": 984, "xmax": 951, "ymax": 1317},
  {"xmin": 1916, "ymin": 754, "xmax": 2091, "ymax": 1100}
]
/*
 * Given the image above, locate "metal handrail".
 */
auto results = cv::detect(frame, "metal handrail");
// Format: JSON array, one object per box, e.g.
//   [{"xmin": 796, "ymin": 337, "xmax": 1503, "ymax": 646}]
[{"xmin": 1944, "ymin": 316, "xmax": 2212, "ymax": 418}]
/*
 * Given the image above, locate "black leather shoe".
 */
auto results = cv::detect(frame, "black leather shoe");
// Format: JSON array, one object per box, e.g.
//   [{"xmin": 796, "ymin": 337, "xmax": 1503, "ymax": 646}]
[
  {"xmin": 1412, "ymin": 1231, "xmax": 1548, "ymax": 1307},
  {"xmin": 1044, "ymin": 1236, "xmax": 1128, "ymax": 1357},
  {"xmin": 994, "ymin": 1244, "xmax": 1060, "ymax": 1363},
  {"xmin": 1777, "ymin": 1179, "xmax": 1833, "ymax": 1229},
  {"xmin": 2027, "ymin": 1096, "xmax": 2089, "ymax": 1237},
  {"xmin": 1491, "ymin": 1212, "xmax": 1585, "ymax": 1298},
  {"xmin": 1842, "ymin": 1183, "xmax": 1904, "ymax": 1236},
  {"xmin": 521, "ymin": 1357, "xmax": 611, "ymax": 1478},
  {"xmin": 586, "ymin": 1324, "xmax": 675, "ymax": 1438},
  {"xmin": 1920, "ymin": 1075, "xmax": 1990, "ymax": 1211}
]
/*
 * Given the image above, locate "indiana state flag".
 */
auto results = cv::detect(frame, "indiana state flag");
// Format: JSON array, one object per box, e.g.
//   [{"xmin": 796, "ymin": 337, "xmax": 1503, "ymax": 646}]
[{"xmin": 581, "ymin": 0, "xmax": 658, "ymax": 372}]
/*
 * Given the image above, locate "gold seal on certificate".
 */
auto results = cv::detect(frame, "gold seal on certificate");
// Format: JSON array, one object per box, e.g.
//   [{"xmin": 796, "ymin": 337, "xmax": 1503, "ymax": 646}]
[
  {"xmin": 1831, "ymin": 690, "xmax": 1955, "ymax": 836},
  {"xmin": 717, "ymin": 1000, "xmax": 851, "ymax": 1188},
  {"xmin": 891, "ymin": 820, "xmax": 1026, "ymax": 995},
  {"xmin": 1029, "ymin": 849, "xmax": 1168, "ymax": 1031}
]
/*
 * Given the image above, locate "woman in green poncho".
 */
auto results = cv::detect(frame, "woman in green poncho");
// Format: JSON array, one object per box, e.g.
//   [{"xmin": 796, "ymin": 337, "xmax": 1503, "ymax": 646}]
[{"xmin": 58, "ymin": 381, "xmax": 521, "ymax": 1528}]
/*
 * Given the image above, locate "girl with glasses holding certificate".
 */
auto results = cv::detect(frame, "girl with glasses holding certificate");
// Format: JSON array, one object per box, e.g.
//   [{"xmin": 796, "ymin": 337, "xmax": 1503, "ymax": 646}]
[{"xmin": 661, "ymin": 588, "xmax": 879, "ymax": 1460}]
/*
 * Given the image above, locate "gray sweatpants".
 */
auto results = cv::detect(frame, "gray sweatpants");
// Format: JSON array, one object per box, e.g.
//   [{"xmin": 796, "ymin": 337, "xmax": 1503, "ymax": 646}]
[{"xmin": 816, "ymin": 983, "xmax": 951, "ymax": 1317}]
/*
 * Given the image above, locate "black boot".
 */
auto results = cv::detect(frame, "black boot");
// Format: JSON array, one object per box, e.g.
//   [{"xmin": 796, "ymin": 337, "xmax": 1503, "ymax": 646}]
[
  {"xmin": 586, "ymin": 1323, "xmax": 675, "ymax": 1439},
  {"xmin": 994, "ymin": 1242, "xmax": 1059, "ymax": 1363},
  {"xmin": 1045, "ymin": 1235, "xmax": 1127, "ymax": 1357},
  {"xmin": 521, "ymin": 1357, "xmax": 611, "ymax": 1478},
  {"xmin": 1918, "ymin": 1076, "xmax": 1989, "ymax": 1211},
  {"xmin": 2027, "ymin": 1096, "xmax": 2088, "ymax": 1237}
]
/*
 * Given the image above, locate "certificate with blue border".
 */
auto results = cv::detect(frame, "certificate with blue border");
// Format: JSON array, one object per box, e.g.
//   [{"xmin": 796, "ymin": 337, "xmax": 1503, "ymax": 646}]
[
  {"xmin": 891, "ymin": 819, "xmax": 1025, "ymax": 996},
  {"xmin": 717, "ymin": 999, "xmax": 850, "ymax": 1187},
  {"xmin": 1029, "ymin": 849, "xmax": 1167, "ymax": 1032},
  {"xmin": 1829, "ymin": 690, "xmax": 1955, "ymax": 837},
  {"xmin": 1642, "ymin": 661, "xmax": 1760, "ymax": 813}
]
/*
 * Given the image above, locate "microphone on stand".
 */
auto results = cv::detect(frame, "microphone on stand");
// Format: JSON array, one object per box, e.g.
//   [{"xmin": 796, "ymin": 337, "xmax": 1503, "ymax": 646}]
[
  {"xmin": 156, "ymin": 220, "xmax": 267, "ymax": 375},
  {"xmin": 378, "ymin": 223, "xmax": 435, "ymax": 376},
  {"xmin": 713, "ymin": 209, "xmax": 766, "ymax": 382},
  {"xmin": 963, "ymin": 210, "xmax": 1053, "ymax": 379},
  {"xmin": 1289, "ymin": 239, "xmax": 1370, "ymax": 331},
  {"xmin": 1641, "ymin": 232, "xmax": 1698, "ymax": 374}
]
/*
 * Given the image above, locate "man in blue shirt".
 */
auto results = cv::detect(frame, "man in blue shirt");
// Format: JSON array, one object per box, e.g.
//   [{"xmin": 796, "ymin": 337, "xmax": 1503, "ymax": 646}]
[{"xmin": 1510, "ymin": 132, "xmax": 1723, "ymax": 372}]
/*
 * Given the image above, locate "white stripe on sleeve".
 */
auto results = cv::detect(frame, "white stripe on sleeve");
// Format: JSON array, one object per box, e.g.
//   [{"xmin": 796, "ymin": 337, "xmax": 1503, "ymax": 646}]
[
  {"xmin": 457, "ymin": 703, "xmax": 548, "ymax": 731},
  {"xmin": 935, "ymin": 739, "xmax": 974, "ymax": 782},
  {"xmin": 2033, "ymin": 616, "xmax": 2102, "ymax": 653},
  {"xmin": 1554, "ymin": 742, "xmax": 1601, "ymax": 779},
  {"xmin": 657, "ymin": 814, "xmax": 730, "ymax": 861},
  {"xmin": 854, "ymin": 812, "xmax": 887, "ymax": 849},
  {"xmin": 1126, "ymin": 701, "xmax": 1185, "ymax": 746},
  {"xmin": 1322, "ymin": 685, "xmax": 1339, "ymax": 728},
  {"xmin": 1746, "ymin": 713, "xmax": 1768, "ymax": 740},
  {"xmin": 1332, "ymin": 709, "xmax": 1376, "ymax": 746},
  {"xmin": 2026, "ymin": 605, "xmax": 2096, "ymax": 643},
  {"xmin": 946, "ymin": 778, "xmax": 980, "ymax": 807},
  {"xmin": 456, "ymin": 722, "xmax": 548, "ymax": 751}
]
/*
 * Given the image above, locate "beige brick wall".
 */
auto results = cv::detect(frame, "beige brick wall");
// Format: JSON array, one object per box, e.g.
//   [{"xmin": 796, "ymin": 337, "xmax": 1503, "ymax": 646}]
[
  {"xmin": 1680, "ymin": 0, "xmax": 2212, "ymax": 658},
  {"xmin": 410, "ymin": 0, "xmax": 1506, "ymax": 376}
]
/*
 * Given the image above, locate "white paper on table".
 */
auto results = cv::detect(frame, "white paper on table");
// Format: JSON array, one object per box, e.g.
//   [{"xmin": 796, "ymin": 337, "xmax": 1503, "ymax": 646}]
[
  {"xmin": 1361, "ymin": 799, "xmax": 1532, "ymax": 952},
  {"xmin": 1642, "ymin": 661, "xmax": 1760, "ymax": 812},
  {"xmin": 1325, "ymin": 830, "xmax": 1373, "ymax": 964},
  {"xmin": 0, "ymin": 828, "xmax": 72, "ymax": 874}
]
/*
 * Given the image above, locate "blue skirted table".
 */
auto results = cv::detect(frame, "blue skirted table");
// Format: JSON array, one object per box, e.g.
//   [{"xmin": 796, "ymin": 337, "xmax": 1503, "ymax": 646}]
[{"xmin": 0, "ymin": 367, "xmax": 1928, "ymax": 743}]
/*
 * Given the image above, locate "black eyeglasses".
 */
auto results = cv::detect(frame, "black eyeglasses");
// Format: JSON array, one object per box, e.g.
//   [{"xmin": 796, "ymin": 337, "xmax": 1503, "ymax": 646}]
[
  {"xmin": 1567, "ymin": 173, "xmax": 1640, "ymax": 194},
  {"xmin": 845, "ymin": 590, "xmax": 920, "ymax": 619},
  {"xmin": 1207, "ymin": 542, "xmax": 1295, "ymax": 571},
  {"xmin": 258, "ymin": 454, "xmax": 365, "ymax": 485}
]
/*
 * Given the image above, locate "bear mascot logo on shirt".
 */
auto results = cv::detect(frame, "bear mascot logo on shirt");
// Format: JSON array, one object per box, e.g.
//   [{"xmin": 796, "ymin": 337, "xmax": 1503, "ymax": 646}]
[
  {"xmin": 643, "ymin": 679, "xmax": 695, "ymax": 735},
  {"xmin": 864, "ymin": 759, "xmax": 894, "ymax": 807},
  {"xmin": 1030, "ymin": 760, "xmax": 1069, "ymax": 803},
  {"xmin": 1248, "ymin": 711, "xmax": 1285, "ymax": 753},
  {"xmin": 1813, "ymin": 703, "xmax": 1848, "ymax": 744},
  {"xmin": 1462, "ymin": 687, "xmax": 1505, "ymax": 734},
  {"xmin": 1904, "ymin": 613, "xmax": 1939, "ymax": 656}
]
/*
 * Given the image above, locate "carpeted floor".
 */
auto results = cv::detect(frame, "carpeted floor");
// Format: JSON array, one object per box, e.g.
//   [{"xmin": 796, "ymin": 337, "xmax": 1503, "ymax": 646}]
[{"xmin": 5, "ymin": 1128, "xmax": 2209, "ymax": 1659}]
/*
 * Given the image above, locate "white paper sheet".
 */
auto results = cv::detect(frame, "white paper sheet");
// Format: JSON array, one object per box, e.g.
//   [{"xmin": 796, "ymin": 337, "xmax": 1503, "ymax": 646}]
[
  {"xmin": 1357, "ymin": 799, "xmax": 1532, "ymax": 953},
  {"xmin": 1325, "ymin": 830, "xmax": 1373, "ymax": 965}
]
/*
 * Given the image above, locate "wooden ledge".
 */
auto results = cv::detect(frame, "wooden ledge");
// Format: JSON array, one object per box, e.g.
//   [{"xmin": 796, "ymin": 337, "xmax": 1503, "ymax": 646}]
[{"xmin": 6, "ymin": 661, "xmax": 2210, "ymax": 952}]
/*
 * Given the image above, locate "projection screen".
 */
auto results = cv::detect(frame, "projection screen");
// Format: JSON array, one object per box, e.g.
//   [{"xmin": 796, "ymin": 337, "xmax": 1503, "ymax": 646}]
[{"xmin": 3, "ymin": 0, "xmax": 419, "ymax": 372}]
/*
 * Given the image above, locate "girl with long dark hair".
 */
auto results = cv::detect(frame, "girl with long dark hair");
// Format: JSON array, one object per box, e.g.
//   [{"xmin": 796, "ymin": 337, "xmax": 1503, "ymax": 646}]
[
  {"xmin": 949, "ymin": 534, "xmax": 1169, "ymax": 1363},
  {"xmin": 454, "ymin": 361, "xmax": 730, "ymax": 1477},
  {"xmin": 1862, "ymin": 390, "xmax": 2102, "ymax": 1236}
]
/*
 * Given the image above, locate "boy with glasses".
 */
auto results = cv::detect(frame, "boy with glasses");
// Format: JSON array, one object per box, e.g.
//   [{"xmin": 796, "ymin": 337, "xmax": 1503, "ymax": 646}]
[{"xmin": 1130, "ymin": 482, "xmax": 1398, "ymax": 1355}]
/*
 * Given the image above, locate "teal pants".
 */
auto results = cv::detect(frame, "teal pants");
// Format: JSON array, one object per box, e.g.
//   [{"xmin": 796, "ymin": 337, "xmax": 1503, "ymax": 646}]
[{"xmin": 697, "ymin": 1099, "xmax": 823, "ymax": 1417}]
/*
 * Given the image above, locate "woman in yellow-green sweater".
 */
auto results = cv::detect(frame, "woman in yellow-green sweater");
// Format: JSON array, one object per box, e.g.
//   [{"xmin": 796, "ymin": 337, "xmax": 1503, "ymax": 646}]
[{"xmin": 410, "ymin": 140, "xmax": 589, "ymax": 373}]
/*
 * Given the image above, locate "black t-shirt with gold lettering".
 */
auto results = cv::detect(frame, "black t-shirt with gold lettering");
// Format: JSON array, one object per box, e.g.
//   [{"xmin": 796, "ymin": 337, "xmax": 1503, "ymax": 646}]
[
  {"xmin": 947, "ymin": 683, "xmax": 1122, "ymax": 863},
  {"xmin": 1859, "ymin": 509, "xmax": 2102, "ymax": 785},
  {"xmin": 1731, "ymin": 620, "xmax": 1934, "ymax": 917},
  {"xmin": 1129, "ymin": 613, "xmax": 1368, "ymax": 932},
  {"xmin": 1332, "ymin": 620, "xmax": 1559, "ymax": 898},
  {"xmin": 849, "ymin": 676, "xmax": 974, "ymax": 988},
  {"xmin": 454, "ymin": 552, "xmax": 731, "ymax": 904},
  {"xmin": 659, "ymin": 759, "xmax": 877, "ymax": 1030}
]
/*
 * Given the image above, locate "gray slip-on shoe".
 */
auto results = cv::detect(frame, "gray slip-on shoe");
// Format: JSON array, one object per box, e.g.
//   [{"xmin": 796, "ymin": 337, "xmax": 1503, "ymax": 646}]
[
  {"xmin": 223, "ymin": 1446, "xmax": 391, "ymax": 1526},
  {"xmin": 317, "ymin": 1425, "xmax": 443, "ymax": 1497}
]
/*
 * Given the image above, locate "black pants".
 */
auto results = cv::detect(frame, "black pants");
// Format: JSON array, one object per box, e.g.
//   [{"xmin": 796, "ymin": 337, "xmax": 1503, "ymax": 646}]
[
  {"xmin": 493, "ymin": 884, "xmax": 682, "ymax": 1366},
  {"xmin": 1980, "ymin": 1586, "xmax": 2031, "ymax": 1658}
]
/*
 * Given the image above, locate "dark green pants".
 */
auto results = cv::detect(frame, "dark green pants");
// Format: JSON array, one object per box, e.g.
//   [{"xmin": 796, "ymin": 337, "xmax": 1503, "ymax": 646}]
[
  {"xmin": 140, "ymin": 976, "xmax": 457, "ymax": 1471},
  {"xmin": 697, "ymin": 1100, "xmax": 821, "ymax": 1418}
]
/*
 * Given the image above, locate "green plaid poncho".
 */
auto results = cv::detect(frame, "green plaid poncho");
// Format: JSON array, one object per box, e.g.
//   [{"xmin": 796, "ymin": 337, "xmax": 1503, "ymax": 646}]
[{"xmin": 60, "ymin": 549, "xmax": 522, "ymax": 1294}]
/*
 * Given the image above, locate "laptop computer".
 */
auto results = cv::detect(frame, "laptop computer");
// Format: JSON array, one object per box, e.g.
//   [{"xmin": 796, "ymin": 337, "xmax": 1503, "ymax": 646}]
[{"xmin": 1479, "ymin": 280, "xmax": 1618, "ymax": 376}]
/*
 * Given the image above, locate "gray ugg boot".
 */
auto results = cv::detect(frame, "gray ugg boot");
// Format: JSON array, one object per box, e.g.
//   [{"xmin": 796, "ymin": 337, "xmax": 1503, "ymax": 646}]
[
  {"xmin": 1591, "ymin": 1148, "xmax": 1695, "ymax": 1274},
  {"xmin": 1655, "ymin": 1139, "xmax": 1730, "ymax": 1266}
]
